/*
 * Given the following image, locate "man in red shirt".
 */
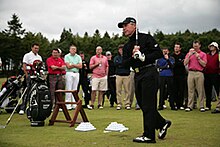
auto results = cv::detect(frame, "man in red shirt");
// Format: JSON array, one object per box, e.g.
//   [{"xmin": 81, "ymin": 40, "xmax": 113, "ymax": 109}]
[
  {"xmin": 204, "ymin": 42, "xmax": 219, "ymax": 111},
  {"xmin": 46, "ymin": 49, "xmax": 66, "ymax": 108}
]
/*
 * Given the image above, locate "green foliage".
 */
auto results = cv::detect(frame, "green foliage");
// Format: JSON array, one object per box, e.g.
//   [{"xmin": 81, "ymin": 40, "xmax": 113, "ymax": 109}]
[{"xmin": 1, "ymin": 14, "xmax": 220, "ymax": 76}]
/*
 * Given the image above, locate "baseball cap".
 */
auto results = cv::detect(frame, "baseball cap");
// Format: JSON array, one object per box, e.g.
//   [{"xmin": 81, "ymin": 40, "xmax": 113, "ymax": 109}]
[
  {"xmin": 57, "ymin": 48, "xmax": 62, "ymax": 53},
  {"xmin": 118, "ymin": 17, "xmax": 136, "ymax": 28},
  {"xmin": 106, "ymin": 51, "xmax": 112, "ymax": 56},
  {"xmin": 208, "ymin": 42, "xmax": 219, "ymax": 50}
]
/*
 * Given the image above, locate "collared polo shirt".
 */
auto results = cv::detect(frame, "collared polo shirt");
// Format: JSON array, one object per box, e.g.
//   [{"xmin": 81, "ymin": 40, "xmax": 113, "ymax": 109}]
[
  {"xmin": 90, "ymin": 55, "xmax": 109, "ymax": 78},
  {"xmin": 185, "ymin": 50, "xmax": 207, "ymax": 72},
  {"xmin": 46, "ymin": 56, "xmax": 66, "ymax": 74},
  {"xmin": 23, "ymin": 51, "xmax": 42, "ymax": 65},
  {"xmin": 64, "ymin": 53, "xmax": 82, "ymax": 73}
]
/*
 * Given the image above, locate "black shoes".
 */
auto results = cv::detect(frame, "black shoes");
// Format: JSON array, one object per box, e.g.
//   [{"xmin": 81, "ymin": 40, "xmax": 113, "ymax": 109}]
[
  {"xmin": 211, "ymin": 109, "xmax": 220, "ymax": 114},
  {"xmin": 158, "ymin": 120, "xmax": 172, "ymax": 139},
  {"xmin": 133, "ymin": 136, "xmax": 156, "ymax": 143}
]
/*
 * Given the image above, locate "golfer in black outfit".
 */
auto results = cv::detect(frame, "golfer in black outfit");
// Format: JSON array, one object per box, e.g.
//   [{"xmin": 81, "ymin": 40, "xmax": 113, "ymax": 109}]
[{"xmin": 118, "ymin": 17, "xmax": 171, "ymax": 143}]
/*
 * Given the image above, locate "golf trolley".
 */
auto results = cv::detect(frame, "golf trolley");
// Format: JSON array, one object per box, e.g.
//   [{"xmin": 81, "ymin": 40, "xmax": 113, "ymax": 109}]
[{"xmin": 0, "ymin": 75, "xmax": 24, "ymax": 113}]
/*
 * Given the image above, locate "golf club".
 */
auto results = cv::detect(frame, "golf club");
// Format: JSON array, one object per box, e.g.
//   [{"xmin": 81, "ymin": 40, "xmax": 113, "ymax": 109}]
[
  {"xmin": 0, "ymin": 87, "xmax": 27, "ymax": 129},
  {"xmin": 135, "ymin": 0, "xmax": 139, "ymax": 45}
]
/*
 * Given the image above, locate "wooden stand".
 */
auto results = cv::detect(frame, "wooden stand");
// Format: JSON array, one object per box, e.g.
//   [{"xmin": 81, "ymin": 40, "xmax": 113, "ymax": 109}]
[{"xmin": 49, "ymin": 90, "xmax": 89, "ymax": 127}]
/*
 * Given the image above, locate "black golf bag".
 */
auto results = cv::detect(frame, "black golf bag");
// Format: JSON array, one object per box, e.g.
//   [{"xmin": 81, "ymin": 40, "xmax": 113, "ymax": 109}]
[
  {"xmin": 26, "ymin": 60, "xmax": 52, "ymax": 126},
  {"xmin": 0, "ymin": 75, "xmax": 23, "ymax": 113}
]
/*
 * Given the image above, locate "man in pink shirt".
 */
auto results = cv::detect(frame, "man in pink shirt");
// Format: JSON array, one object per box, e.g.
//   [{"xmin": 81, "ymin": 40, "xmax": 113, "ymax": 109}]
[
  {"xmin": 184, "ymin": 40, "xmax": 207, "ymax": 112},
  {"xmin": 89, "ymin": 46, "xmax": 109, "ymax": 109}
]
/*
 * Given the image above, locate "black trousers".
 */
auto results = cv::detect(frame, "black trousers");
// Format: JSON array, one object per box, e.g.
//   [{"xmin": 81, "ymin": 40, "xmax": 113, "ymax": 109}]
[
  {"xmin": 158, "ymin": 76, "xmax": 175, "ymax": 109},
  {"xmin": 204, "ymin": 74, "xmax": 219, "ymax": 108},
  {"xmin": 78, "ymin": 77, "xmax": 91, "ymax": 106},
  {"xmin": 108, "ymin": 77, "xmax": 117, "ymax": 106},
  {"xmin": 135, "ymin": 66, "xmax": 166, "ymax": 140},
  {"xmin": 173, "ymin": 75, "xmax": 186, "ymax": 108}
]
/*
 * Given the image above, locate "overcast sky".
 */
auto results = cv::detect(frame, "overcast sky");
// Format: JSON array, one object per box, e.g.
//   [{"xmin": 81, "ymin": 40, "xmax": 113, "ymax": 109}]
[{"xmin": 0, "ymin": 0, "xmax": 220, "ymax": 41}]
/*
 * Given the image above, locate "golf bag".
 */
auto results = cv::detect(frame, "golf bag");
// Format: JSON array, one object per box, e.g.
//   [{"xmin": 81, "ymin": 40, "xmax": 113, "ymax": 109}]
[
  {"xmin": 26, "ymin": 60, "xmax": 52, "ymax": 126},
  {"xmin": 0, "ymin": 75, "xmax": 23, "ymax": 113}
]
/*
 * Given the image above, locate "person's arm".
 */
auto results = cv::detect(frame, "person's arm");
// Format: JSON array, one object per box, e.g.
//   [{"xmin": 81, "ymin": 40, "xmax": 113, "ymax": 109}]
[
  {"xmin": 89, "ymin": 57, "xmax": 100, "ymax": 70},
  {"xmin": 23, "ymin": 63, "xmax": 28, "ymax": 78},
  {"xmin": 195, "ymin": 52, "xmax": 206, "ymax": 67}
]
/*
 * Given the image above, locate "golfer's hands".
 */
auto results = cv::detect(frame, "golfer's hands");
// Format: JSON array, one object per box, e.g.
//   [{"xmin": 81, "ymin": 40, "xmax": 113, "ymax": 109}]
[{"xmin": 133, "ymin": 45, "xmax": 145, "ymax": 62}]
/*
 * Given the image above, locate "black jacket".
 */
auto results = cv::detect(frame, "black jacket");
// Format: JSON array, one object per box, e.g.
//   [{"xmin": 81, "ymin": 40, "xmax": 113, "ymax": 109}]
[{"xmin": 123, "ymin": 31, "xmax": 163, "ymax": 69}]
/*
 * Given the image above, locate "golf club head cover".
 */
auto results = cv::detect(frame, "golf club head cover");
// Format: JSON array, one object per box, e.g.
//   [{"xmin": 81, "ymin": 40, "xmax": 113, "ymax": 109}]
[{"xmin": 134, "ymin": 50, "xmax": 145, "ymax": 62}]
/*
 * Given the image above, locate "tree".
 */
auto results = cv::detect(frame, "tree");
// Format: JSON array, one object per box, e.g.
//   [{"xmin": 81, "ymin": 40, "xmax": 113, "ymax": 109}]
[
  {"xmin": 1, "ymin": 13, "xmax": 25, "ymax": 75},
  {"xmin": 3, "ymin": 13, "xmax": 25, "ymax": 37}
]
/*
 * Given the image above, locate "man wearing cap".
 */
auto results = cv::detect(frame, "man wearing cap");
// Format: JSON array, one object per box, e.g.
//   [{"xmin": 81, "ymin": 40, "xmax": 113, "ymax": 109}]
[
  {"xmin": 204, "ymin": 42, "xmax": 219, "ymax": 112},
  {"xmin": 46, "ymin": 48, "xmax": 66, "ymax": 108},
  {"xmin": 118, "ymin": 17, "xmax": 171, "ymax": 143},
  {"xmin": 105, "ymin": 51, "xmax": 117, "ymax": 107}
]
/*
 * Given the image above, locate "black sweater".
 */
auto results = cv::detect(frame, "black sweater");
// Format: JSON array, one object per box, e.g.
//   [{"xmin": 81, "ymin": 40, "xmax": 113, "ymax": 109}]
[{"xmin": 123, "ymin": 31, "xmax": 163, "ymax": 69}]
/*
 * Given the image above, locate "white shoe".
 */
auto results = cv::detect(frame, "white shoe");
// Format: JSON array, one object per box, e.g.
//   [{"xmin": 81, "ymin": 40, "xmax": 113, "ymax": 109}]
[
  {"xmin": 125, "ymin": 106, "xmax": 131, "ymax": 110},
  {"xmin": 19, "ymin": 110, "xmax": 24, "ymax": 115},
  {"xmin": 116, "ymin": 106, "xmax": 121, "ymax": 110},
  {"xmin": 180, "ymin": 107, "xmax": 185, "ymax": 110},
  {"xmin": 87, "ymin": 105, "xmax": 93, "ymax": 110},
  {"xmin": 163, "ymin": 105, "xmax": 167, "ymax": 109}
]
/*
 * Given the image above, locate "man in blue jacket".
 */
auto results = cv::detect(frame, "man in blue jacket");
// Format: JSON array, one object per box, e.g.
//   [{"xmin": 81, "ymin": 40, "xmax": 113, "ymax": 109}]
[{"xmin": 156, "ymin": 48, "xmax": 176, "ymax": 110}]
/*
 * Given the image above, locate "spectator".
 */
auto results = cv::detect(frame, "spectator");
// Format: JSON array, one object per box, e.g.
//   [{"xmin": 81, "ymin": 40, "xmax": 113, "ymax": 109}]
[
  {"xmin": 19, "ymin": 43, "xmax": 42, "ymax": 115},
  {"xmin": 89, "ymin": 46, "xmax": 109, "ymax": 109},
  {"xmin": 156, "ymin": 48, "xmax": 176, "ymax": 110},
  {"xmin": 64, "ymin": 45, "xmax": 82, "ymax": 110},
  {"xmin": 204, "ymin": 42, "xmax": 219, "ymax": 110},
  {"xmin": 78, "ymin": 51, "xmax": 92, "ymax": 109},
  {"xmin": 105, "ymin": 51, "xmax": 117, "ymax": 107},
  {"xmin": 114, "ymin": 45, "xmax": 131, "ymax": 110},
  {"xmin": 172, "ymin": 43, "xmax": 187, "ymax": 110},
  {"xmin": 46, "ymin": 48, "xmax": 66, "ymax": 108},
  {"xmin": 184, "ymin": 40, "xmax": 207, "ymax": 112}
]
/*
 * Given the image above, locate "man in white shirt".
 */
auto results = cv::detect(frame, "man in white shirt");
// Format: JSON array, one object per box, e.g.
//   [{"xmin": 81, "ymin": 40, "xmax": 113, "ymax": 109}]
[{"xmin": 19, "ymin": 43, "xmax": 42, "ymax": 115}]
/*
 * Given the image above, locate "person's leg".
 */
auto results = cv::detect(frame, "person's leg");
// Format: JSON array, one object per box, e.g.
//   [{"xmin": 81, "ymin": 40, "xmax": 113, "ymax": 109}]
[
  {"xmin": 167, "ymin": 77, "xmax": 175, "ymax": 109},
  {"xmin": 109, "ymin": 77, "xmax": 117, "ymax": 106},
  {"xmin": 204, "ymin": 74, "xmax": 212, "ymax": 109},
  {"xmin": 129, "ymin": 71, "xmax": 135, "ymax": 106},
  {"xmin": 123, "ymin": 76, "xmax": 131, "ymax": 108},
  {"xmin": 116, "ymin": 76, "xmax": 123, "ymax": 108},
  {"xmin": 195, "ymin": 72, "xmax": 205, "ymax": 109},
  {"xmin": 49, "ymin": 75, "xmax": 57, "ymax": 108},
  {"xmin": 187, "ymin": 72, "xmax": 195, "ymax": 110},
  {"xmin": 98, "ymin": 76, "xmax": 108, "ymax": 107},
  {"xmin": 158, "ymin": 77, "xmax": 165, "ymax": 109},
  {"xmin": 65, "ymin": 72, "xmax": 73, "ymax": 109}
]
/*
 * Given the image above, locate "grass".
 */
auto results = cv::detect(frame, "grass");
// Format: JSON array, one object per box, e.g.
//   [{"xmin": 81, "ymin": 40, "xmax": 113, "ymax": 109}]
[{"xmin": 0, "ymin": 77, "xmax": 220, "ymax": 147}]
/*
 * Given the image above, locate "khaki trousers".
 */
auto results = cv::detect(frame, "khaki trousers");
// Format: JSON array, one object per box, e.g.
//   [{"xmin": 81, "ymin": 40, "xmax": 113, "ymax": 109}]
[
  {"xmin": 116, "ymin": 75, "xmax": 131, "ymax": 107},
  {"xmin": 187, "ymin": 71, "xmax": 205, "ymax": 109}
]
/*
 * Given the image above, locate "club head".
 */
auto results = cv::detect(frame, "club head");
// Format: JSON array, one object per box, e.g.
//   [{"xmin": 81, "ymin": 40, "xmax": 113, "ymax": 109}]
[{"xmin": 0, "ymin": 125, "xmax": 6, "ymax": 129}]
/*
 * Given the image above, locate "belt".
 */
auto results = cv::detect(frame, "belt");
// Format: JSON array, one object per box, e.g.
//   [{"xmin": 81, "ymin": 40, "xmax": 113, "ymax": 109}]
[
  {"xmin": 49, "ymin": 74, "xmax": 64, "ymax": 76},
  {"xmin": 189, "ymin": 70, "xmax": 202, "ymax": 72},
  {"xmin": 109, "ymin": 75, "xmax": 116, "ymax": 78},
  {"xmin": 134, "ymin": 64, "xmax": 155, "ymax": 73}
]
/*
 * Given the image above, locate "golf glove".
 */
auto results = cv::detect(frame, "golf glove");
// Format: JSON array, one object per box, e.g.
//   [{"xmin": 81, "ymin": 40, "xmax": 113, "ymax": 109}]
[{"xmin": 134, "ymin": 50, "xmax": 145, "ymax": 62}]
